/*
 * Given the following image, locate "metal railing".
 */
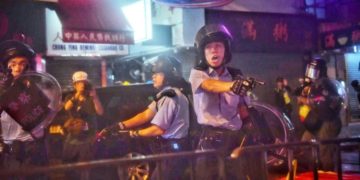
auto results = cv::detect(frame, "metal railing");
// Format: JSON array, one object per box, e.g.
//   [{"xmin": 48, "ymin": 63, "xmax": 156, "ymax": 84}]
[
  {"xmin": 0, "ymin": 149, "xmax": 224, "ymax": 180},
  {"xmin": 0, "ymin": 137, "xmax": 359, "ymax": 180},
  {"xmin": 238, "ymin": 137, "xmax": 360, "ymax": 180}
]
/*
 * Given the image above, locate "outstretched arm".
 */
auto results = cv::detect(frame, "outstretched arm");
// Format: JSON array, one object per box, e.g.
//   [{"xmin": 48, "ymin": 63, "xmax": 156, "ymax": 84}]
[
  {"xmin": 120, "ymin": 108, "xmax": 156, "ymax": 129},
  {"xmin": 190, "ymin": 69, "xmax": 235, "ymax": 94},
  {"xmin": 200, "ymin": 79, "xmax": 235, "ymax": 93},
  {"xmin": 135, "ymin": 124, "xmax": 165, "ymax": 137}
]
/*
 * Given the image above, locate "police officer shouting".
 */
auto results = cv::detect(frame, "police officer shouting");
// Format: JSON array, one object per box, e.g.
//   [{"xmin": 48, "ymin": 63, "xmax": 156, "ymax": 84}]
[
  {"xmin": 100, "ymin": 55, "xmax": 190, "ymax": 180},
  {"xmin": 189, "ymin": 24, "xmax": 258, "ymax": 179}
]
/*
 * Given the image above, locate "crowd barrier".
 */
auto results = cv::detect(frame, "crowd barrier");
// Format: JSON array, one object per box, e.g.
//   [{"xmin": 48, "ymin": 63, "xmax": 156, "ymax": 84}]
[{"xmin": 0, "ymin": 137, "xmax": 359, "ymax": 180}]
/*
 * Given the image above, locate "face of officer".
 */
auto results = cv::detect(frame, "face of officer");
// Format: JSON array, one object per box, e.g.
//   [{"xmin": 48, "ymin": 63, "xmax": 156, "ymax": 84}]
[
  {"xmin": 7, "ymin": 56, "xmax": 29, "ymax": 78},
  {"xmin": 204, "ymin": 41, "xmax": 225, "ymax": 69},
  {"xmin": 152, "ymin": 72, "xmax": 165, "ymax": 90}
]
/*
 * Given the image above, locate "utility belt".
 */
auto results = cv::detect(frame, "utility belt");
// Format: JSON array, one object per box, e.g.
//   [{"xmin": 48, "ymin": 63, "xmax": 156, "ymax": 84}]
[
  {"xmin": 200, "ymin": 125, "xmax": 242, "ymax": 139},
  {"xmin": 198, "ymin": 125, "xmax": 245, "ymax": 152},
  {"xmin": 150, "ymin": 136, "xmax": 190, "ymax": 154}
]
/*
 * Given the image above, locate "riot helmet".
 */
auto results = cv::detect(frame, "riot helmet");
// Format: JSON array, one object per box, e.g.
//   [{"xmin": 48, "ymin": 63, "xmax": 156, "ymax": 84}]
[
  {"xmin": 305, "ymin": 58, "xmax": 327, "ymax": 80},
  {"xmin": 152, "ymin": 55, "xmax": 187, "ymax": 89},
  {"xmin": 0, "ymin": 40, "xmax": 36, "ymax": 71},
  {"xmin": 152, "ymin": 55, "xmax": 181, "ymax": 78},
  {"xmin": 194, "ymin": 24, "xmax": 233, "ymax": 69}
]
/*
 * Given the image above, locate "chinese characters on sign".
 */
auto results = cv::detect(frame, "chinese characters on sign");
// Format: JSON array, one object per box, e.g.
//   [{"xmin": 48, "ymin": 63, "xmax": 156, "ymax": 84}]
[
  {"xmin": 325, "ymin": 33, "xmax": 336, "ymax": 49},
  {"xmin": 207, "ymin": 10, "xmax": 317, "ymax": 52},
  {"xmin": 63, "ymin": 30, "xmax": 134, "ymax": 44},
  {"xmin": 352, "ymin": 30, "xmax": 360, "ymax": 44},
  {"xmin": 273, "ymin": 22, "xmax": 288, "ymax": 43},
  {"xmin": 241, "ymin": 19, "xmax": 257, "ymax": 41},
  {"xmin": 320, "ymin": 25, "xmax": 360, "ymax": 50}
]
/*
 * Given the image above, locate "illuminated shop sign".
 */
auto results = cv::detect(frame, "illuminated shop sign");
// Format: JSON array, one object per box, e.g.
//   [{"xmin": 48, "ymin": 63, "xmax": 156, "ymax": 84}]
[
  {"xmin": 45, "ymin": 8, "xmax": 128, "ymax": 56},
  {"xmin": 63, "ymin": 30, "xmax": 133, "ymax": 44},
  {"xmin": 320, "ymin": 25, "xmax": 360, "ymax": 50},
  {"xmin": 206, "ymin": 10, "xmax": 317, "ymax": 53}
]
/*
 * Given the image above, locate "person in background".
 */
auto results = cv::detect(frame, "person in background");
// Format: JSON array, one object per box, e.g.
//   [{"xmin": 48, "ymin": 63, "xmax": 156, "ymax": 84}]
[
  {"xmin": 274, "ymin": 77, "xmax": 293, "ymax": 118},
  {"xmin": 62, "ymin": 71, "xmax": 104, "ymax": 179},
  {"xmin": 350, "ymin": 80, "xmax": 360, "ymax": 109},
  {"xmin": 100, "ymin": 55, "xmax": 190, "ymax": 180},
  {"xmin": 0, "ymin": 40, "xmax": 48, "ymax": 179},
  {"xmin": 297, "ymin": 58, "xmax": 342, "ymax": 171}
]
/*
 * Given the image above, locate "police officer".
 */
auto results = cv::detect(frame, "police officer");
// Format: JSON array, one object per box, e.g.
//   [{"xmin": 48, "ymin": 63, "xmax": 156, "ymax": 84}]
[
  {"xmin": 100, "ymin": 55, "xmax": 190, "ymax": 180},
  {"xmin": 0, "ymin": 40, "xmax": 48, "ymax": 178},
  {"xmin": 189, "ymin": 24, "xmax": 259, "ymax": 179},
  {"xmin": 297, "ymin": 58, "xmax": 342, "ymax": 171}
]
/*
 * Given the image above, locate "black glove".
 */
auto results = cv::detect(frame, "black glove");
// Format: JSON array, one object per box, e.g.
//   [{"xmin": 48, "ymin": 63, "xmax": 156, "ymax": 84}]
[
  {"xmin": 96, "ymin": 124, "xmax": 139, "ymax": 142},
  {"xmin": 231, "ymin": 78, "xmax": 254, "ymax": 96},
  {"xmin": 96, "ymin": 124, "xmax": 121, "ymax": 140}
]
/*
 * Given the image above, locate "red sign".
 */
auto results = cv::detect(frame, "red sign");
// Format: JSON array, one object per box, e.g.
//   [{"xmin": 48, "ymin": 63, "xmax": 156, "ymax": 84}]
[
  {"xmin": 352, "ymin": 30, "xmax": 360, "ymax": 44},
  {"xmin": 63, "ymin": 29, "xmax": 134, "ymax": 44},
  {"xmin": 206, "ymin": 10, "xmax": 317, "ymax": 52},
  {"xmin": 273, "ymin": 22, "xmax": 288, "ymax": 43},
  {"xmin": 241, "ymin": 19, "xmax": 257, "ymax": 41},
  {"xmin": 320, "ymin": 25, "xmax": 360, "ymax": 50}
]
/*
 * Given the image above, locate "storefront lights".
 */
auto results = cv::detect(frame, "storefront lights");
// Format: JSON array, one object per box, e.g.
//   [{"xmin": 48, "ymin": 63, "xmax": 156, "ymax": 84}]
[{"xmin": 122, "ymin": 0, "xmax": 152, "ymax": 43}]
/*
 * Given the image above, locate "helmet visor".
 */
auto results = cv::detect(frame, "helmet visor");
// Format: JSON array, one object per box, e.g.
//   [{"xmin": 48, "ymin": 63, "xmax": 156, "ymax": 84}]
[{"xmin": 305, "ymin": 63, "xmax": 319, "ymax": 80}]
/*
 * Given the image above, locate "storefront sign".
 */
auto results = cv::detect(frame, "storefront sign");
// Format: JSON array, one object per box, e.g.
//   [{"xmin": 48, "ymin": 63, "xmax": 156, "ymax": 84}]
[
  {"xmin": 58, "ymin": 0, "xmax": 134, "ymax": 44},
  {"xmin": 46, "ymin": 8, "xmax": 128, "ymax": 56},
  {"xmin": 63, "ymin": 30, "xmax": 133, "ymax": 44},
  {"xmin": 320, "ymin": 25, "xmax": 360, "ymax": 50},
  {"xmin": 206, "ymin": 10, "xmax": 317, "ymax": 53}
]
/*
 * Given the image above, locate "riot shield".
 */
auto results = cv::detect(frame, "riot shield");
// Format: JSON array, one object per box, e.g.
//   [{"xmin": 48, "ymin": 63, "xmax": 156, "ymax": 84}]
[{"xmin": 0, "ymin": 71, "xmax": 62, "ymax": 139}]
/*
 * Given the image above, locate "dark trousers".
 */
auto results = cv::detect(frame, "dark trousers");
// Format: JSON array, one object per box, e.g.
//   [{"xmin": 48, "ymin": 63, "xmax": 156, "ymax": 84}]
[
  {"xmin": 301, "ymin": 120, "xmax": 342, "ymax": 171},
  {"xmin": 1, "ymin": 139, "xmax": 48, "ymax": 180},
  {"xmin": 150, "ymin": 137, "xmax": 189, "ymax": 180},
  {"xmin": 195, "ymin": 126, "xmax": 266, "ymax": 180},
  {"xmin": 62, "ymin": 132, "xmax": 95, "ymax": 180}
]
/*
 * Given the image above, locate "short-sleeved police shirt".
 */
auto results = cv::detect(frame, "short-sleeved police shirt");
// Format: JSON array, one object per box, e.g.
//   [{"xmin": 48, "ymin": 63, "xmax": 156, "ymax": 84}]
[
  {"xmin": 148, "ymin": 87, "xmax": 189, "ymax": 139},
  {"xmin": 189, "ymin": 67, "xmax": 243, "ymax": 130}
]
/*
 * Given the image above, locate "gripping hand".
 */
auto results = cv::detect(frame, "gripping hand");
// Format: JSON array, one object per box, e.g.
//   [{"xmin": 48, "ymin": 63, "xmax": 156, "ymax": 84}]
[{"xmin": 231, "ymin": 77, "xmax": 264, "ymax": 96}]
